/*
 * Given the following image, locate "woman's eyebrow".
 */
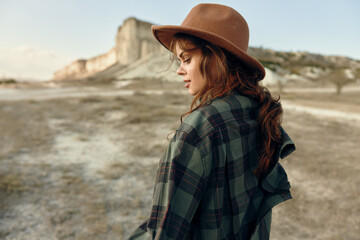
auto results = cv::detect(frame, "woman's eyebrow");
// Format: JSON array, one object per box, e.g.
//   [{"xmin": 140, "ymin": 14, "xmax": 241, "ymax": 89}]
[{"xmin": 178, "ymin": 51, "xmax": 191, "ymax": 60}]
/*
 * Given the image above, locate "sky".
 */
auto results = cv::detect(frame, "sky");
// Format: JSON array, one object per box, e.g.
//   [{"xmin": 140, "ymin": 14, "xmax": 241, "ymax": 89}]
[{"xmin": 0, "ymin": 0, "xmax": 359, "ymax": 81}]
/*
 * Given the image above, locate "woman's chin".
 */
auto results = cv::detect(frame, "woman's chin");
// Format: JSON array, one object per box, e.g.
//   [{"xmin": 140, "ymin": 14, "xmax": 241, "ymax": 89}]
[
  {"xmin": 188, "ymin": 89, "xmax": 197, "ymax": 96},
  {"xmin": 188, "ymin": 88, "xmax": 199, "ymax": 96}
]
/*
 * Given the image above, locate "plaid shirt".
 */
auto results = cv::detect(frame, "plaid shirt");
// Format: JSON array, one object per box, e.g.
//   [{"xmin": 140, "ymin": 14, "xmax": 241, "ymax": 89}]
[{"xmin": 128, "ymin": 91, "xmax": 295, "ymax": 240}]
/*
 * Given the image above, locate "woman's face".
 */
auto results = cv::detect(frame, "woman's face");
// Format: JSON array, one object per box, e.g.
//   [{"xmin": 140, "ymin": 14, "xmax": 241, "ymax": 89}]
[{"xmin": 176, "ymin": 42, "xmax": 206, "ymax": 96}]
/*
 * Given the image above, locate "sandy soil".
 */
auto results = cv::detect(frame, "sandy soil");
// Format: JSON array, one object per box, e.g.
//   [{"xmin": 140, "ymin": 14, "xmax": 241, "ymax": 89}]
[{"xmin": 0, "ymin": 80, "xmax": 359, "ymax": 239}]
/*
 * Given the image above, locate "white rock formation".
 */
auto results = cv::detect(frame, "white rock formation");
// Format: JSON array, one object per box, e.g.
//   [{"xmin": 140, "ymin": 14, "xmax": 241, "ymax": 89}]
[
  {"xmin": 53, "ymin": 17, "xmax": 165, "ymax": 81},
  {"xmin": 115, "ymin": 17, "xmax": 164, "ymax": 65}
]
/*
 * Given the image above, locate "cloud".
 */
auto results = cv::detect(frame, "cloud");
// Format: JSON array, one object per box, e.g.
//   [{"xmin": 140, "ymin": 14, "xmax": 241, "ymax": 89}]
[
  {"xmin": 16, "ymin": 45, "xmax": 56, "ymax": 58},
  {"xmin": 0, "ymin": 45, "xmax": 76, "ymax": 81}
]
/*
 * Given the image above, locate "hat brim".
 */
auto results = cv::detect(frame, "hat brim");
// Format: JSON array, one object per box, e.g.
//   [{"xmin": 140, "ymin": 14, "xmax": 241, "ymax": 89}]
[{"xmin": 152, "ymin": 25, "xmax": 266, "ymax": 80}]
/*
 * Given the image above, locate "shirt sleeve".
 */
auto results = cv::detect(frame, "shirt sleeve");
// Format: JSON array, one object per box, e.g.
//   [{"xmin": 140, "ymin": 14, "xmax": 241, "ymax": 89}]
[
  {"xmin": 146, "ymin": 129, "xmax": 207, "ymax": 240},
  {"xmin": 250, "ymin": 210, "xmax": 272, "ymax": 240}
]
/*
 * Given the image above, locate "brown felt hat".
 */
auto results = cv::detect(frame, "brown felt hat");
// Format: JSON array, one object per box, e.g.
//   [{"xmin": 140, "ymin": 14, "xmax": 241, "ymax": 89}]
[{"xmin": 152, "ymin": 3, "xmax": 266, "ymax": 80}]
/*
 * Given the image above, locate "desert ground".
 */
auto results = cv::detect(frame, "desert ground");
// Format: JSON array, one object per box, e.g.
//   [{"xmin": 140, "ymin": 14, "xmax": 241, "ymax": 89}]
[{"xmin": 0, "ymin": 79, "xmax": 359, "ymax": 240}]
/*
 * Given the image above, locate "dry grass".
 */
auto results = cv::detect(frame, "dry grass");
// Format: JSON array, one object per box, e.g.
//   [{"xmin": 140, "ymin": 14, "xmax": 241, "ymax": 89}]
[
  {"xmin": 97, "ymin": 162, "xmax": 127, "ymax": 179},
  {"xmin": 0, "ymin": 81, "xmax": 359, "ymax": 239},
  {"xmin": 0, "ymin": 174, "xmax": 27, "ymax": 193},
  {"xmin": 270, "ymin": 108, "xmax": 360, "ymax": 240},
  {"xmin": 0, "ymin": 103, "xmax": 53, "ymax": 158}
]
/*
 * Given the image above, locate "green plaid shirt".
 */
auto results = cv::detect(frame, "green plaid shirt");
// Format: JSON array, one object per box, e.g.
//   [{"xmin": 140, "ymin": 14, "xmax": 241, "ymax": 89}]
[{"xmin": 128, "ymin": 91, "xmax": 295, "ymax": 240}]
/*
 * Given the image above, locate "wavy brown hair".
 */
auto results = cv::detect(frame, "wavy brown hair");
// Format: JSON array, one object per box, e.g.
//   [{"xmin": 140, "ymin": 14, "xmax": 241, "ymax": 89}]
[{"xmin": 170, "ymin": 33, "xmax": 283, "ymax": 178}]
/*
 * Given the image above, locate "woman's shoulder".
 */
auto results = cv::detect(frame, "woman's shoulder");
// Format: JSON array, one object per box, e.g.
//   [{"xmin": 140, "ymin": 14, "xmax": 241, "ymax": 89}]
[{"xmin": 179, "ymin": 92, "xmax": 257, "ymax": 136}]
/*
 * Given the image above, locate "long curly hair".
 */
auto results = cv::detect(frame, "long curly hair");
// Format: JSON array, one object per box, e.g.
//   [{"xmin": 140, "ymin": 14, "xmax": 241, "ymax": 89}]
[{"xmin": 170, "ymin": 33, "xmax": 283, "ymax": 178}]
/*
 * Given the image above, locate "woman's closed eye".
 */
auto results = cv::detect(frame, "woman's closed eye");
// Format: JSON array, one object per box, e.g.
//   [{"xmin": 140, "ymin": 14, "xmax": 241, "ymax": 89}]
[
  {"xmin": 183, "ymin": 58, "xmax": 191, "ymax": 64},
  {"xmin": 176, "ymin": 58, "xmax": 191, "ymax": 65}
]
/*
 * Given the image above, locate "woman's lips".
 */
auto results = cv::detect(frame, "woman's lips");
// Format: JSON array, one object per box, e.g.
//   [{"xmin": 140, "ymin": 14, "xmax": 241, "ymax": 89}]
[{"xmin": 184, "ymin": 80, "xmax": 190, "ymax": 88}]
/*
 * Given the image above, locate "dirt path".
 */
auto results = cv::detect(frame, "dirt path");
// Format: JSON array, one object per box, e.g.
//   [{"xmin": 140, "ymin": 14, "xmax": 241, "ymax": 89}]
[
  {"xmin": 282, "ymin": 100, "xmax": 360, "ymax": 122},
  {"xmin": 0, "ymin": 87, "xmax": 184, "ymax": 101},
  {"xmin": 284, "ymin": 85, "xmax": 360, "ymax": 93},
  {"xmin": 2, "ymin": 85, "xmax": 359, "ymax": 124}
]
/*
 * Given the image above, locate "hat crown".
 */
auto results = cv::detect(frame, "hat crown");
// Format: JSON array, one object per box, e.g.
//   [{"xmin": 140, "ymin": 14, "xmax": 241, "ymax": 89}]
[
  {"xmin": 181, "ymin": 4, "xmax": 249, "ymax": 52},
  {"xmin": 151, "ymin": 3, "xmax": 265, "ymax": 80}
]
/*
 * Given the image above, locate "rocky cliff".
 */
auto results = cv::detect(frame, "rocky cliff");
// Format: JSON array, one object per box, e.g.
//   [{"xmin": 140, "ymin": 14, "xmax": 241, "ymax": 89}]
[
  {"xmin": 53, "ymin": 17, "xmax": 165, "ymax": 81},
  {"xmin": 53, "ymin": 48, "xmax": 117, "ymax": 81},
  {"xmin": 115, "ymin": 17, "xmax": 165, "ymax": 65}
]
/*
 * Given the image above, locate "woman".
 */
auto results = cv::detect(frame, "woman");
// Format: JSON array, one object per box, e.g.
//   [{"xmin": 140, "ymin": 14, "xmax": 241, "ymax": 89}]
[{"xmin": 129, "ymin": 3, "xmax": 295, "ymax": 240}]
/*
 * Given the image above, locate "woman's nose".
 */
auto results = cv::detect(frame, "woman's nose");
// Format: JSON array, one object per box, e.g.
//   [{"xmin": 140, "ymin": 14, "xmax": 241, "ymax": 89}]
[{"xmin": 177, "ymin": 66, "xmax": 185, "ymax": 75}]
